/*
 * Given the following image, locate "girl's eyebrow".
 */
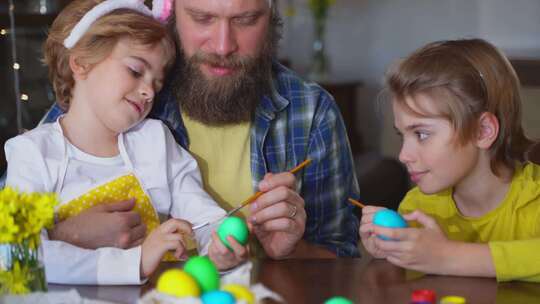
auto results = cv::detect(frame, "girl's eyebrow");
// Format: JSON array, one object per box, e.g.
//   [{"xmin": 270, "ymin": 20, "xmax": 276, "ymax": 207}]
[
  {"xmin": 394, "ymin": 123, "xmax": 432, "ymax": 132},
  {"xmin": 128, "ymin": 56, "xmax": 150, "ymax": 68},
  {"xmin": 405, "ymin": 123, "xmax": 431, "ymax": 131}
]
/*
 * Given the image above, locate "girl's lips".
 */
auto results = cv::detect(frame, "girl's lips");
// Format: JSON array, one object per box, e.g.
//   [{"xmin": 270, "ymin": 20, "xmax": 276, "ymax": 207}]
[
  {"xmin": 126, "ymin": 99, "xmax": 143, "ymax": 114},
  {"xmin": 409, "ymin": 171, "xmax": 427, "ymax": 183}
]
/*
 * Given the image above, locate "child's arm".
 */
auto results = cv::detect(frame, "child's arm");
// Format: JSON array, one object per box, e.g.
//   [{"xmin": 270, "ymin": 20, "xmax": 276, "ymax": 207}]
[
  {"xmin": 140, "ymin": 218, "xmax": 191, "ymax": 278},
  {"xmin": 373, "ymin": 210, "xmax": 540, "ymax": 282},
  {"xmin": 42, "ymin": 232, "xmax": 144, "ymax": 284},
  {"xmin": 157, "ymin": 122, "xmax": 249, "ymax": 268},
  {"xmin": 372, "ymin": 210, "xmax": 496, "ymax": 278},
  {"xmin": 359, "ymin": 205, "xmax": 391, "ymax": 259},
  {"xmin": 158, "ymin": 123, "xmax": 226, "ymax": 252},
  {"xmin": 5, "ymin": 135, "xmax": 49, "ymax": 193}
]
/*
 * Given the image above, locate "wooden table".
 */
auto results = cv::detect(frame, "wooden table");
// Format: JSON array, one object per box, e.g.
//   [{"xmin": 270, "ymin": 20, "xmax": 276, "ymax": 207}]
[{"xmin": 48, "ymin": 258, "xmax": 540, "ymax": 304}]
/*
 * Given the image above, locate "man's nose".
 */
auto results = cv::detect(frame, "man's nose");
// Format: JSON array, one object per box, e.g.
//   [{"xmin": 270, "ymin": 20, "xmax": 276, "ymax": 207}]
[{"xmin": 211, "ymin": 21, "xmax": 238, "ymax": 57}]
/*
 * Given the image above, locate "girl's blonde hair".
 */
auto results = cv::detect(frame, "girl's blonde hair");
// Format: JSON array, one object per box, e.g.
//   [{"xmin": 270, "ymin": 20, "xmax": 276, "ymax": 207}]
[
  {"xmin": 386, "ymin": 38, "xmax": 533, "ymax": 176},
  {"xmin": 43, "ymin": 0, "xmax": 176, "ymax": 109}
]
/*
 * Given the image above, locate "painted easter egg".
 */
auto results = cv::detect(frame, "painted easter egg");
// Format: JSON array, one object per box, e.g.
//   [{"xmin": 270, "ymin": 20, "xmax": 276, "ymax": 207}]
[
  {"xmin": 373, "ymin": 209, "xmax": 408, "ymax": 240},
  {"xmin": 183, "ymin": 256, "xmax": 220, "ymax": 293},
  {"xmin": 156, "ymin": 269, "xmax": 200, "ymax": 298},
  {"xmin": 222, "ymin": 283, "xmax": 255, "ymax": 304},
  {"xmin": 217, "ymin": 216, "xmax": 249, "ymax": 250},
  {"xmin": 325, "ymin": 296, "xmax": 354, "ymax": 304},
  {"xmin": 201, "ymin": 290, "xmax": 236, "ymax": 304}
]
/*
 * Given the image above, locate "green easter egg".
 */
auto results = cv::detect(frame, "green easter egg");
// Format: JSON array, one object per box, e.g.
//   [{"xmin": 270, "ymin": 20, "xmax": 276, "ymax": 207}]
[
  {"xmin": 217, "ymin": 216, "xmax": 249, "ymax": 250},
  {"xmin": 156, "ymin": 269, "xmax": 200, "ymax": 298},
  {"xmin": 183, "ymin": 256, "xmax": 220, "ymax": 293},
  {"xmin": 325, "ymin": 296, "xmax": 354, "ymax": 304}
]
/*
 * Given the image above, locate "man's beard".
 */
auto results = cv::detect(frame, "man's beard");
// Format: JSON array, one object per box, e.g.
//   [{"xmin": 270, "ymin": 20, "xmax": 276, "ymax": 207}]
[{"xmin": 172, "ymin": 34, "xmax": 277, "ymax": 126}]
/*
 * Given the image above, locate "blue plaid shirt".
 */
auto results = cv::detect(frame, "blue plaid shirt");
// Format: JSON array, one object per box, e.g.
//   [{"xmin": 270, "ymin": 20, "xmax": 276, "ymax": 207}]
[{"xmin": 43, "ymin": 61, "xmax": 360, "ymax": 257}]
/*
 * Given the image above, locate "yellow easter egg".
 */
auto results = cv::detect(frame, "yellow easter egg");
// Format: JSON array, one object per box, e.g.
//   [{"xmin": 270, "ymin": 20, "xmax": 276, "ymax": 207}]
[
  {"xmin": 222, "ymin": 283, "xmax": 255, "ymax": 304},
  {"xmin": 157, "ymin": 269, "xmax": 200, "ymax": 298}
]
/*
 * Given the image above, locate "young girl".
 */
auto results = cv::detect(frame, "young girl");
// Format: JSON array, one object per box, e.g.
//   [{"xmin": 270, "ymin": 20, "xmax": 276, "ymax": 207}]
[
  {"xmin": 359, "ymin": 39, "xmax": 540, "ymax": 282},
  {"xmin": 5, "ymin": 0, "xmax": 247, "ymax": 285}
]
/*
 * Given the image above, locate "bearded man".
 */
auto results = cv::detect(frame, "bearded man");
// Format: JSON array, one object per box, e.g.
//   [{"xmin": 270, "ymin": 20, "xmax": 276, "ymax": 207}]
[{"xmin": 44, "ymin": 0, "xmax": 360, "ymax": 259}]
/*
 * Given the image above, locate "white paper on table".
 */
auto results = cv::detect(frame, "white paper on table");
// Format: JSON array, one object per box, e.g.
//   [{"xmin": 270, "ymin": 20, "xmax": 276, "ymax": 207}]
[
  {"xmin": 138, "ymin": 261, "xmax": 284, "ymax": 304},
  {"xmin": 0, "ymin": 289, "xmax": 116, "ymax": 304}
]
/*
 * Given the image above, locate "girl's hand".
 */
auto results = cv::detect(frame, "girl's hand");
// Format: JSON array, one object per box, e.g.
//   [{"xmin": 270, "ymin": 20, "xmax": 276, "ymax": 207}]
[
  {"xmin": 359, "ymin": 205, "xmax": 389, "ymax": 258},
  {"xmin": 140, "ymin": 219, "xmax": 192, "ymax": 279},
  {"xmin": 208, "ymin": 230, "xmax": 249, "ymax": 270},
  {"xmin": 372, "ymin": 210, "xmax": 455, "ymax": 274}
]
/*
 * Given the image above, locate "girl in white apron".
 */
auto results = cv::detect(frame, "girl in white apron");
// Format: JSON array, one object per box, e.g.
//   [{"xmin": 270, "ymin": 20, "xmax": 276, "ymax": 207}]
[{"xmin": 5, "ymin": 0, "xmax": 248, "ymax": 285}]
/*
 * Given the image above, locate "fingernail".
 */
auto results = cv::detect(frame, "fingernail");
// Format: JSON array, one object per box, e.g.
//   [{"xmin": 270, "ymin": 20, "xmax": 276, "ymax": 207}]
[
  {"xmin": 250, "ymin": 202, "xmax": 258, "ymax": 211},
  {"xmin": 259, "ymin": 181, "xmax": 268, "ymax": 190},
  {"xmin": 249, "ymin": 216, "xmax": 256, "ymax": 223}
]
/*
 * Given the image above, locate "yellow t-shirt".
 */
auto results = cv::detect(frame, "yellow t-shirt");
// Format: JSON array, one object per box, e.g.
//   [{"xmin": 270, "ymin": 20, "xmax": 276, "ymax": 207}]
[
  {"xmin": 398, "ymin": 162, "xmax": 540, "ymax": 282},
  {"xmin": 183, "ymin": 115, "xmax": 254, "ymax": 218}
]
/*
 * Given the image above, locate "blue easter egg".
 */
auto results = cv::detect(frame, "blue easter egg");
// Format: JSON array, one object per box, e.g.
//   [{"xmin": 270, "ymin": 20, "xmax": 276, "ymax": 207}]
[
  {"xmin": 201, "ymin": 290, "xmax": 236, "ymax": 304},
  {"xmin": 373, "ymin": 209, "xmax": 408, "ymax": 240}
]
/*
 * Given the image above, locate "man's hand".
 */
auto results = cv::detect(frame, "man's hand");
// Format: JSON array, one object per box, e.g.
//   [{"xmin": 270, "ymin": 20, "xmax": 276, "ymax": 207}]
[
  {"xmin": 48, "ymin": 199, "xmax": 146, "ymax": 249},
  {"xmin": 249, "ymin": 172, "xmax": 306, "ymax": 259}
]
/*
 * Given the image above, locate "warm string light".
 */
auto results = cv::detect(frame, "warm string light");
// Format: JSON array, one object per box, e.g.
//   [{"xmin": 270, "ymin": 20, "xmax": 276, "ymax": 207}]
[
  {"xmin": 0, "ymin": 29, "xmax": 7, "ymax": 35},
  {"xmin": 8, "ymin": 0, "xmax": 24, "ymax": 133}
]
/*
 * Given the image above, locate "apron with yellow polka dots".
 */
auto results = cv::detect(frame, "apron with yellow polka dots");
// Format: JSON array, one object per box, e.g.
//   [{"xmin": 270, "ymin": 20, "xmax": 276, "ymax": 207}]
[{"xmin": 54, "ymin": 135, "xmax": 178, "ymax": 261}]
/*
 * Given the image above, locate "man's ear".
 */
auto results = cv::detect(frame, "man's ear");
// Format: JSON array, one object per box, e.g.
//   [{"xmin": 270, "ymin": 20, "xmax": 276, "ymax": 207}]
[
  {"xmin": 476, "ymin": 112, "xmax": 499, "ymax": 149},
  {"xmin": 69, "ymin": 55, "xmax": 89, "ymax": 80}
]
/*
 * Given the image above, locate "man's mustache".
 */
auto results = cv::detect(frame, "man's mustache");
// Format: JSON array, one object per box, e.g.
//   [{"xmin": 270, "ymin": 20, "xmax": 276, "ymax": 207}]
[{"xmin": 189, "ymin": 51, "xmax": 254, "ymax": 70}]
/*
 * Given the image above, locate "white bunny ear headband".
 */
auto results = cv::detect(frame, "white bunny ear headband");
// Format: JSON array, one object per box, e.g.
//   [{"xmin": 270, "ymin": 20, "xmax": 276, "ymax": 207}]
[
  {"xmin": 63, "ymin": 0, "xmax": 274, "ymax": 49},
  {"xmin": 63, "ymin": 0, "xmax": 174, "ymax": 49}
]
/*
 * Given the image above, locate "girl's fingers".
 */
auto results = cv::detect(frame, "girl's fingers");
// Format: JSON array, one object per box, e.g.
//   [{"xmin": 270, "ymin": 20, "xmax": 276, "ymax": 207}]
[
  {"xmin": 160, "ymin": 219, "xmax": 193, "ymax": 235},
  {"xmin": 226, "ymin": 236, "xmax": 248, "ymax": 259},
  {"xmin": 211, "ymin": 230, "xmax": 230, "ymax": 256}
]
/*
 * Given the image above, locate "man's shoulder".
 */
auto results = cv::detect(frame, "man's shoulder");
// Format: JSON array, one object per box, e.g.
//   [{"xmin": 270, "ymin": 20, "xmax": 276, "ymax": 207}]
[{"xmin": 272, "ymin": 61, "xmax": 334, "ymax": 103}]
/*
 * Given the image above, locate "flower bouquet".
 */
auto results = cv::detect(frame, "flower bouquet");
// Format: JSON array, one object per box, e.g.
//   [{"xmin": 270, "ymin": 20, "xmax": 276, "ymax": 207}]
[
  {"xmin": 307, "ymin": 0, "xmax": 336, "ymax": 81},
  {"xmin": 0, "ymin": 187, "xmax": 57, "ymax": 295}
]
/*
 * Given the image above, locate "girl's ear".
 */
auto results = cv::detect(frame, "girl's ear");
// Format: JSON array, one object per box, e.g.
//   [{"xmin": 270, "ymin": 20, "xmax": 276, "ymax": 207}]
[
  {"xmin": 476, "ymin": 112, "xmax": 499, "ymax": 149},
  {"xmin": 69, "ymin": 55, "xmax": 89, "ymax": 80}
]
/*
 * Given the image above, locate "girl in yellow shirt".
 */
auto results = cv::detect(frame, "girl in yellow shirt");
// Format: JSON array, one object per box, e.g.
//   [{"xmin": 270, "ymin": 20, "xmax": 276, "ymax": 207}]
[{"xmin": 359, "ymin": 38, "xmax": 540, "ymax": 282}]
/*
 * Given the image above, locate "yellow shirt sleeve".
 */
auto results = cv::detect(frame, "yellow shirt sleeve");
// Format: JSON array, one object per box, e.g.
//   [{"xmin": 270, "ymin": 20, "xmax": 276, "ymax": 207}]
[
  {"xmin": 489, "ymin": 203, "xmax": 540, "ymax": 282},
  {"xmin": 489, "ymin": 238, "xmax": 540, "ymax": 282}
]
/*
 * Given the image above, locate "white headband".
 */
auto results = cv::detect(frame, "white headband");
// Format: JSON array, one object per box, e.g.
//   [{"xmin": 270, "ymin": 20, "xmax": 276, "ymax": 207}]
[{"xmin": 63, "ymin": 0, "xmax": 173, "ymax": 49}]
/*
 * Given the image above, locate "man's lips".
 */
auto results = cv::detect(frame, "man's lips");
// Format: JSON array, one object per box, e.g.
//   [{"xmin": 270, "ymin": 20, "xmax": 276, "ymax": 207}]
[
  {"xmin": 203, "ymin": 63, "xmax": 236, "ymax": 76},
  {"xmin": 409, "ymin": 171, "xmax": 427, "ymax": 183}
]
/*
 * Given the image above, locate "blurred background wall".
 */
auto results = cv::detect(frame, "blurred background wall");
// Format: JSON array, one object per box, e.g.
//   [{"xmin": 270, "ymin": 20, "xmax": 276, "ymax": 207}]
[
  {"xmin": 1, "ymin": 0, "xmax": 539, "ymax": 204},
  {"xmin": 278, "ymin": 0, "xmax": 540, "ymax": 158}
]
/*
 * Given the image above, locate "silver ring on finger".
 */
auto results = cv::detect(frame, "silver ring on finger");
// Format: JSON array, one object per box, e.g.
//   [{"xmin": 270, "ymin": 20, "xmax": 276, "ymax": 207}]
[{"xmin": 289, "ymin": 204, "xmax": 297, "ymax": 219}]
